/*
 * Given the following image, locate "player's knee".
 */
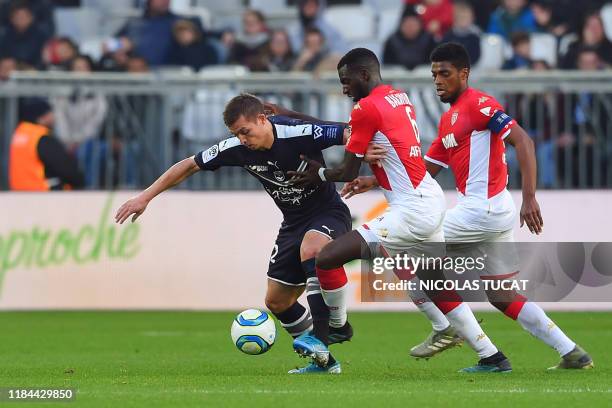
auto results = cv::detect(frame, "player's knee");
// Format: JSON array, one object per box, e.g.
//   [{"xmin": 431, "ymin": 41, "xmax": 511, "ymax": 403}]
[
  {"xmin": 486, "ymin": 288, "xmax": 517, "ymax": 304},
  {"xmin": 300, "ymin": 243, "xmax": 322, "ymax": 261},
  {"xmin": 315, "ymin": 245, "xmax": 336, "ymax": 270},
  {"xmin": 489, "ymin": 300, "xmax": 510, "ymax": 312},
  {"xmin": 264, "ymin": 297, "xmax": 293, "ymax": 314}
]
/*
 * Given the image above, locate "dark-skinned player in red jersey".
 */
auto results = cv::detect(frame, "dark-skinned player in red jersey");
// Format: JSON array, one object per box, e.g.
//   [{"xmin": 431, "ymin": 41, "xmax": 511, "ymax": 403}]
[
  {"xmin": 349, "ymin": 43, "xmax": 593, "ymax": 370},
  {"xmin": 283, "ymin": 48, "xmax": 512, "ymax": 373}
]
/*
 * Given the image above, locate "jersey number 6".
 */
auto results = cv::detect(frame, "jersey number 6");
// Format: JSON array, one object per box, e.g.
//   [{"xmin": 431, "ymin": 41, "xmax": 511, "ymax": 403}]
[{"xmin": 405, "ymin": 106, "xmax": 421, "ymax": 144}]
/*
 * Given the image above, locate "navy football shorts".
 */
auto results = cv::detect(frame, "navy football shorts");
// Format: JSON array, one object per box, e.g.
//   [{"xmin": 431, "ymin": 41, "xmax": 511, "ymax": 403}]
[{"xmin": 267, "ymin": 204, "xmax": 352, "ymax": 286}]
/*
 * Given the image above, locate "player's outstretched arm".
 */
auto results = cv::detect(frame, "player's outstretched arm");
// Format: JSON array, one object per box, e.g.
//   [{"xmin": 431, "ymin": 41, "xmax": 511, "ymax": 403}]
[
  {"xmin": 505, "ymin": 125, "xmax": 543, "ymax": 234},
  {"xmin": 263, "ymin": 102, "xmax": 347, "ymax": 127},
  {"xmin": 115, "ymin": 156, "xmax": 200, "ymax": 224}
]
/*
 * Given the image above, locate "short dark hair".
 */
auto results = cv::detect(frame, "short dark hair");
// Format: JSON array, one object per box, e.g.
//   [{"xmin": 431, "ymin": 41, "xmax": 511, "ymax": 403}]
[
  {"xmin": 9, "ymin": 0, "xmax": 32, "ymax": 15},
  {"xmin": 430, "ymin": 42, "xmax": 471, "ymax": 70},
  {"xmin": 510, "ymin": 31, "xmax": 530, "ymax": 47},
  {"xmin": 337, "ymin": 47, "xmax": 380, "ymax": 72},
  {"xmin": 223, "ymin": 93, "xmax": 264, "ymax": 127}
]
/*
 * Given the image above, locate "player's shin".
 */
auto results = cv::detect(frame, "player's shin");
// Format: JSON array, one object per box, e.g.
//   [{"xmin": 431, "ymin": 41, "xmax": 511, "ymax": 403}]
[
  {"xmin": 420, "ymin": 268, "xmax": 498, "ymax": 359},
  {"xmin": 316, "ymin": 265, "xmax": 348, "ymax": 335},
  {"xmin": 500, "ymin": 294, "xmax": 576, "ymax": 356},
  {"xmin": 408, "ymin": 279, "xmax": 451, "ymax": 332},
  {"xmin": 302, "ymin": 259, "xmax": 331, "ymax": 344},
  {"xmin": 273, "ymin": 302, "xmax": 313, "ymax": 339}
]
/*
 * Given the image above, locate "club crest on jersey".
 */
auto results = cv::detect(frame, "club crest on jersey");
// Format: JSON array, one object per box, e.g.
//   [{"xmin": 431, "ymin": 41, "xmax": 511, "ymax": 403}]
[
  {"xmin": 202, "ymin": 145, "xmax": 219, "ymax": 163},
  {"xmin": 480, "ymin": 106, "xmax": 492, "ymax": 117},
  {"xmin": 273, "ymin": 171, "xmax": 285, "ymax": 181},
  {"xmin": 451, "ymin": 111, "xmax": 459, "ymax": 126},
  {"xmin": 478, "ymin": 96, "xmax": 489, "ymax": 105}
]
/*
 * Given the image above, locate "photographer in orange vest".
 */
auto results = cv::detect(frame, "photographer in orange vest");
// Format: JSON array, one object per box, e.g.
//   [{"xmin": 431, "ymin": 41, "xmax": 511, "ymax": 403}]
[{"xmin": 9, "ymin": 99, "xmax": 85, "ymax": 191}]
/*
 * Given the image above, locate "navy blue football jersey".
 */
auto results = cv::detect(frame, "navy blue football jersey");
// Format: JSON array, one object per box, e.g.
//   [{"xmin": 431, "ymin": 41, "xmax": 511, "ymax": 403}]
[{"xmin": 193, "ymin": 116, "xmax": 346, "ymax": 221}]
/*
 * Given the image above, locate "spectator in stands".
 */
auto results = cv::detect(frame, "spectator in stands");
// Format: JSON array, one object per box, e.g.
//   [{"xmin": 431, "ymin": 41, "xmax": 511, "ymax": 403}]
[
  {"xmin": 405, "ymin": 0, "xmax": 453, "ymax": 40},
  {"xmin": 9, "ymin": 98, "xmax": 84, "ymax": 191},
  {"xmin": 287, "ymin": 0, "xmax": 347, "ymax": 55},
  {"xmin": 0, "ymin": 0, "xmax": 49, "ymax": 67},
  {"xmin": 115, "ymin": 0, "xmax": 179, "ymax": 66},
  {"xmin": 383, "ymin": 7, "xmax": 436, "ymax": 70},
  {"xmin": 557, "ymin": 47, "xmax": 608, "ymax": 187},
  {"xmin": 502, "ymin": 31, "xmax": 532, "ymax": 70},
  {"xmin": 0, "ymin": 0, "xmax": 54, "ymax": 39},
  {"xmin": 98, "ymin": 38, "xmax": 133, "ymax": 72},
  {"xmin": 292, "ymin": 26, "xmax": 338, "ymax": 73},
  {"xmin": 531, "ymin": 0, "xmax": 569, "ymax": 37},
  {"xmin": 442, "ymin": 0, "xmax": 481, "ymax": 65},
  {"xmin": 265, "ymin": 29, "xmax": 295, "ymax": 72},
  {"xmin": 168, "ymin": 19, "xmax": 219, "ymax": 71},
  {"xmin": 51, "ymin": 55, "xmax": 108, "ymax": 188},
  {"xmin": 127, "ymin": 55, "xmax": 149, "ymax": 73},
  {"xmin": 0, "ymin": 56, "xmax": 16, "ymax": 81},
  {"xmin": 487, "ymin": 0, "xmax": 536, "ymax": 40},
  {"xmin": 561, "ymin": 12, "xmax": 612, "ymax": 69},
  {"xmin": 228, "ymin": 9, "xmax": 270, "ymax": 72},
  {"xmin": 41, "ymin": 37, "xmax": 78, "ymax": 71},
  {"xmin": 464, "ymin": 0, "xmax": 499, "ymax": 31}
]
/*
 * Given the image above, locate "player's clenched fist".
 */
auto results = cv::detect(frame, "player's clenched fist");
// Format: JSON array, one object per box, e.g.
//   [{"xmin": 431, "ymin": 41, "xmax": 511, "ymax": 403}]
[{"xmin": 115, "ymin": 195, "xmax": 149, "ymax": 224}]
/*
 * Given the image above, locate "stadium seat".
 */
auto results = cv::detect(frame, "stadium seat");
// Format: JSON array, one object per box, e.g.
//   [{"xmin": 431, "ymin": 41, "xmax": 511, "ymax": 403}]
[
  {"xmin": 199, "ymin": 65, "xmax": 249, "ymax": 76},
  {"xmin": 323, "ymin": 5, "xmax": 376, "ymax": 42},
  {"xmin": 170, "ymin": 0, "xmax": 191, "ymax": 13},
  {"xmin": 54, "ymin": 7, "xmax": 101, "ymax": 41},
  {"xmin": 377, "ymin": 8, "xmax": 401, "ymax": 43},
  {"xmin": 602, "ymin": 4, "xmax": 612, "ymax": 41},
  {"xmin": 177, "ymin": 7, "xmax": 212, "ymax": 29},
  {"xmin": 249, "ymin": 0, "xmax": 288, "ymax": 12},
  {"xmin": 474, "ymin": 34, "xmax": 506, "ymax": 71},
  {"xmin": 530, "ymin": 33, "xmax": 557, "ymax": 67},
  {"xmin": 363, "ymin": 0, "xmax": 404, "ymax": 10},
  {"xmin": 193, "ymin": 0, "xmax": 244, "ymax": 13},
  {"xmin": 79, "ymin": 37, "xmax": 105, "ymax": 60}
]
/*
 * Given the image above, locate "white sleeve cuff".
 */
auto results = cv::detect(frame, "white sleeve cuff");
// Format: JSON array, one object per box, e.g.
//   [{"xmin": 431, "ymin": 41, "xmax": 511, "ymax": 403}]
[{"xmin": 424, "ymin": 155, "xmax": 449, "ymax": 168}]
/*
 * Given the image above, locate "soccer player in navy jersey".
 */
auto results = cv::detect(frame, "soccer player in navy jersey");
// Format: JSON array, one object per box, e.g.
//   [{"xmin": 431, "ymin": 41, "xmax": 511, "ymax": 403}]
[{"xmin": 115, "ymin": 94, "xmax": 353, "ymax": 374}]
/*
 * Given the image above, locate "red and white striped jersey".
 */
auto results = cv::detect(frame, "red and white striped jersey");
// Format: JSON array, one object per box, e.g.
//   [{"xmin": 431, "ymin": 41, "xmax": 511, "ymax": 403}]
[
  {"xmin": 425, "ymin": 87, "xmax": 516, "ymax": 200},
  {"xmin": 346, "ymin": 84, "xmax": 442, "ymax": 209}
]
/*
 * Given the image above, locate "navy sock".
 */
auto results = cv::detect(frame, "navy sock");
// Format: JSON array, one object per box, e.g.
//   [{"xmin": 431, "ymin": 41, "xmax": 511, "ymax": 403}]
[
  {"xmin": 273, "ymin": 302, "xmax": 312, "ymax": 339},
  {"xmin": 303, "ymin": 258, "xmax": 331, "ymax": 348}
]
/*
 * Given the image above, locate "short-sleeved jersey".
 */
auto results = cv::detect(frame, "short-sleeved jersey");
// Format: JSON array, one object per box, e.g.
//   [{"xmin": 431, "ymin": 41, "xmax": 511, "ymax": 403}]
[
  {"xmin": 345, "ymin": 84, "xmax": 441, "ymax": 209},
  {"xmin": 425, "ymin": 87, "xmax": 516, "ymax": 200},
  {"xmin": 194, "ymin": 115, "xmax": 346, "ymax": 222}
]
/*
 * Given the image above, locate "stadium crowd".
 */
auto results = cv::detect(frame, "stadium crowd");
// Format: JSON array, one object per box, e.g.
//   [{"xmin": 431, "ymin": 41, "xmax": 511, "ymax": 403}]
[
  {"xmin": 2, "ymin": 0, "xmax": 612, "ymax": 190},
  {"xmin": 1, "ymin": 0, "xmax": 611, "ymax": 76}
]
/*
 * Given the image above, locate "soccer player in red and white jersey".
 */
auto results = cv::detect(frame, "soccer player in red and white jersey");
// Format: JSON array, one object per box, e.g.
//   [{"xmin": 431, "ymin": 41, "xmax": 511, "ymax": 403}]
[
  {"xmin": 289, "ymin": 48, "xmax": 512, "ymax": 373},
  {"xmin": 350, "ymin": 43, "xmax": 592, "ymax": 370}
]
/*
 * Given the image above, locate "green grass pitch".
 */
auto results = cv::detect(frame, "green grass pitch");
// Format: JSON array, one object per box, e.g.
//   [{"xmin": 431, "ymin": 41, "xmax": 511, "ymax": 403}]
[{"xmin": 0, "ymin": 311, "xmax": 610, "ymax": 407}]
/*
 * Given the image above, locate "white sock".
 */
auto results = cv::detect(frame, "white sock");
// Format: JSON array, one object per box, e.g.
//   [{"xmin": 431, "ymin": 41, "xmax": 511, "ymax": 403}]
[
  {"xmin": 516, "ymin": 302, "xmax": 576, "ymax": 356},
  {"xmin": 408, "ymin": 284, "xmax": 450, "ymax": 331},
  {"xmin": 446, "ymin": 303, "xmax": 498, "ymax": 359},
  {"xmin": 321, "ymin": 283, "xmax": 348, "ymax": 328}
]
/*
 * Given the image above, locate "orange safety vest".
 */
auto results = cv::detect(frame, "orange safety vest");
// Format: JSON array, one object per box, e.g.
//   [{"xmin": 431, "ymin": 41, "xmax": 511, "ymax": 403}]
[{"xmin": 9, "ymin": 122, "xmax": 50, "ymax": 191}]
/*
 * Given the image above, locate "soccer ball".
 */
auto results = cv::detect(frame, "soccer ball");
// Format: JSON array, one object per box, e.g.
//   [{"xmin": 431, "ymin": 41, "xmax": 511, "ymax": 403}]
[{"xmin": 231, "ymin": 309, "xmax": 276, "ymax": 355}]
